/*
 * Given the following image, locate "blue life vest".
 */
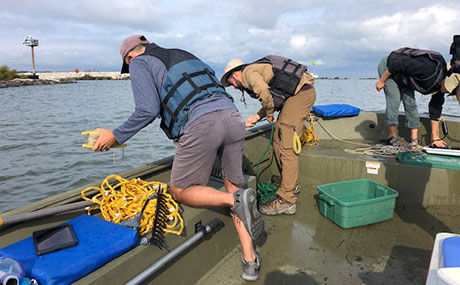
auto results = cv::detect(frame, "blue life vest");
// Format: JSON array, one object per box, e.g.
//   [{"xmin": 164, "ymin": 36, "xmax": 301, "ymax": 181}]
[{"xmin": 143, "ymin": 44, "xmax": 231, "ymax": 139}]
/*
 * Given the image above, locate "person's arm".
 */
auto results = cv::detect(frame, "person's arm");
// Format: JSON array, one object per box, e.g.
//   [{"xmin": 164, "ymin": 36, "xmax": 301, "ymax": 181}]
[
  {"xmin": 244, "ymin": 108, "xmax": 266, "ymax": 128},
  {"xmin": 456, "ymin": 86, "xmax": 460, "ymax": 107},
  {"xmin": 428, "ymin": 92, "xmax": 447, "ymax": 147},
  {"xmin": 378, "ymin": 50, "xmax": 414, "ymax": 92},
  {"xmin": 243, "ymin": 68, "xmax": 275, "ymax": 122},
  {"xmin": 93, "ymin": 57, "xmax": 163, "ymax": 151},
  {"xmin": 376, "ymin": 69, "xmax": 391, "ymax": 92}
]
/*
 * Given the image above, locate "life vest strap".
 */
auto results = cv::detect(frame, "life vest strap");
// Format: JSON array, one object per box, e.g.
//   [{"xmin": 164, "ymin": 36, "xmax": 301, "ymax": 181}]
[
  {"xmin": 166, "ymin": 83, "xmax": 219, "ymax": 132},
  {"xmin": 280, "ymin": 59, "xmax": 302, "ymax": 75},
  {"xmin": 162, "ymin": 68, "xmax": 223, "ymax": 123},
  {"xmin": 205, "ymin": 68, "xmax": 222, "ymax": 88}
]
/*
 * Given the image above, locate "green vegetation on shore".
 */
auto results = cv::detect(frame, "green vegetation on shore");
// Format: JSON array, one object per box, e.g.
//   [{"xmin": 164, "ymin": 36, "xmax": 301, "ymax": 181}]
[
  {"xmin": 0, "ymin": 65, "xmax": 26, "ymax": 80},
  {"xmin": 77, "ymin": 74, "xmax": 113, "ymax": 80},
  {"xmin": 0, "ymin": 66, "xmax": 77, "ymax": 88}
]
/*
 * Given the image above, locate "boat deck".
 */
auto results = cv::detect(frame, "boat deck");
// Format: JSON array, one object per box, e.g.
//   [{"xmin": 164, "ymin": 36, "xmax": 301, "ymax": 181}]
[
  {"xmin": 2, "ymin": 113, "xmax": 460, "ymax": 284},
  {"xmin": 197, "ymin": 187, "xmax": 460, "ymax": 285},
  {"xmin": 198, "ymin": 137, "xmax": 460, "ymax": 285}
]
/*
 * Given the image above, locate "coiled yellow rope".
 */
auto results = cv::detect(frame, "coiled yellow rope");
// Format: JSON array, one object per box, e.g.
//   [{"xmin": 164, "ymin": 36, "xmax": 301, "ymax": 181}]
[
  {"xmin": 300, "ymin": 113, "xmax": 320, "ymax": 146},
  {"xmin": 81, "ymin": 175, "xmax": 183, "ymax": 236},
  {"xmin": 293, "ymin": 131, "xmax": 302, "ymax": 154}
]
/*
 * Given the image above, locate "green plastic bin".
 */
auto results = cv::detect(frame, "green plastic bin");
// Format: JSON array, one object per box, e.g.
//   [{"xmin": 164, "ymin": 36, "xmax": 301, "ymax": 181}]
[{"xmin": 317, "ymin": 179, "xmax": 399, "ymax": 228}]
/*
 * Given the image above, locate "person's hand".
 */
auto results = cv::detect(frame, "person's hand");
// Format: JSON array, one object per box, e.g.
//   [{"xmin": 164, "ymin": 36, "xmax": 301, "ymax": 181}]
[
  {"xmin": 245, "ymin": 114, "xmax": 261, "ymax": 127},
  {"xmin": 430, "ymin": 139, "xmax": 447, "ymax": 148},
  {"xmin": 92, "ymin": 128, "xmax": 117, "ymax": 152},
  {"xmin": 376, "ymin": 80, "xmax": 385, "ymax": 92},
  {"xmin": 266, "ymin": 114, "xmax": 275, "ymax": 124}
]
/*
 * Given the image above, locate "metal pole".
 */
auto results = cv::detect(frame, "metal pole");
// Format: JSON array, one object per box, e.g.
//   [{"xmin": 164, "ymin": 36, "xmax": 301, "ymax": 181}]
[
  {"xmin": 0, "ymin": 200, "xmax": 92, "ymax": 228},
  {"xmin": 31, "ymin": 46, "xmax": 36, "ymax": 75},
  {"xmin": 126, "ymin": 218, "xmax": 224, "ymax": 285}
]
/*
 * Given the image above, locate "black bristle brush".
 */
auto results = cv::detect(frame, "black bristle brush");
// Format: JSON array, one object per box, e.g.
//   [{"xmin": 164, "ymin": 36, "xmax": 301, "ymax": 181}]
[{"xmin": 149, "ymin": 186, "xmax": 169, "ymax": 250}]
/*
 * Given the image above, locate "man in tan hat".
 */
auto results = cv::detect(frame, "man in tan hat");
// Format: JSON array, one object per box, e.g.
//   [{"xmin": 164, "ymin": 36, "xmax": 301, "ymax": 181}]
[
  {"xmin": 430, "ymin": 68, "xmax": 460, "ymax": 147},
  {"xmin": 376, "ymin": 47, "xmax": 460, "ymax": 148},
  {"xmin": 221, "ymin": 56, "xmax": 316, "ymax": 215},
  {"xmin": 92, "ymin": 35, "xmax": 264, "ymax": 281}
]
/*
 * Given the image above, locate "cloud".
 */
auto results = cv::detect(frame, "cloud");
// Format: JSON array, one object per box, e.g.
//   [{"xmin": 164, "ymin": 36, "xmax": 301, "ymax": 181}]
[
  {"xmin": 2, "ymin": 0, "xmax": 166, "ymax": 30},
  {"xmin": 344, "ymin": 4, "xmax": 458, "ymax": 51},
  {"xmin": 1, "ymin": 0, "xmax": 459, "ymax": 76}
]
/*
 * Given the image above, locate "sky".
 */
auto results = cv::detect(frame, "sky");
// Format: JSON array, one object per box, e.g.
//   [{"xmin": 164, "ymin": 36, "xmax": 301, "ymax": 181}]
[{"xmin": 1, "ymin": 0, "xmax": 459, "ymax": 77}]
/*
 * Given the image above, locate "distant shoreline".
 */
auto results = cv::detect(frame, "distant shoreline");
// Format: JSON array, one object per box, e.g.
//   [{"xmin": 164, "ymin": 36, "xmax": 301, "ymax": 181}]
[
  {"xmin": 1, "ymin": 72, "xmax": 378, "ymax": 88},
  {"xmin": 316, "ymin": 77, "xmax": 377, "ymax": 80},
  {"xmin": 21, "ymin": 71, "xmax": 129, "ymax": 80},
  {"xmin": 0, "ymin": 78, "xmax": 76, "ymax": 88},
  {"xmin": 1, "ymin": 72, "xmax": 129, "ymax": 88}
]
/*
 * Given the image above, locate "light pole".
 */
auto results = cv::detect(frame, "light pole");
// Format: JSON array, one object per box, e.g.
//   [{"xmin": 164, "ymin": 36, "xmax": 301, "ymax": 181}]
[{"xmin": 22, "ymin": 36, "xmax": 39, "ymax": 78}]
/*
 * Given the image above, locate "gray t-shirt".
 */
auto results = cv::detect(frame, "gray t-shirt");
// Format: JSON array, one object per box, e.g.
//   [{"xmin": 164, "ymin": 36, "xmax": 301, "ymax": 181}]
[{"xmin": 113, "ymin": 55, "xmax": 236, "ymax": 143}]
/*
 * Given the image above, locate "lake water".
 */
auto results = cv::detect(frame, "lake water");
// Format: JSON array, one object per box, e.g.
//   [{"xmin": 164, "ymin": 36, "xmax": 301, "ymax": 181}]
[{"xmin": 1, "ymin": 79, "xmax": 459, "ymax": 212}]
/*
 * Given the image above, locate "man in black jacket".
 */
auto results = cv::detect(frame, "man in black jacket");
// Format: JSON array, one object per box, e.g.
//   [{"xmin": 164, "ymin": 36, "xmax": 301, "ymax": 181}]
[{"xmin": 376, "ymin": 48, "xmax": 460, "ymax": 148}]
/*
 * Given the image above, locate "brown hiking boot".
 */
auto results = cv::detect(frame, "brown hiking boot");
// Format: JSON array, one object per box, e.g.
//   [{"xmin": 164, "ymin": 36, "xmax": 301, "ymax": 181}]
[
  {"xmin": 270, "ymin": 175, "xmax": 301, "ymax": 194},
  {"xmin": 259, "ymin": 197, "xmax": 296, "ymax": 215}
]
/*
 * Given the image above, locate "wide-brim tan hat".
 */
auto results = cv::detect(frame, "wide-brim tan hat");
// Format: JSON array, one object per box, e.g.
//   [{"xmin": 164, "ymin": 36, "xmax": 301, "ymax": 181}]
[
  {"xmin": 220, "ymin": 59, "xmax": 245, "ymax": 87},
  {"xmin": 444, "ymin": 63, "xmax": 460, "ymax": 94}
]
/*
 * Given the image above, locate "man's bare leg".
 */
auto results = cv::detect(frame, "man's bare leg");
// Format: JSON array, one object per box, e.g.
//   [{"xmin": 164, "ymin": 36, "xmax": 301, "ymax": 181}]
[{"xmin": 170, "ymin": 180, "xmax": 256, "ymax": 262}]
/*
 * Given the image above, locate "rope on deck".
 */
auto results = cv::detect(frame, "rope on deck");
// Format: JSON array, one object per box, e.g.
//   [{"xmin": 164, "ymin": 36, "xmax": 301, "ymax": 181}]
[
  {"xmin": 344, "ymin": 145, "xmax": 407, "ymax": 157},
  {"xmin": 317, "ymin": 120, "xmax": 372, "ymax": 147},
  {"xmin": 316, "ymin": 119, "xmax": 423, "ymax": 156},
  {"xmin": 81, "ymin": 175, "xmax": 183, "ymax": 236}
]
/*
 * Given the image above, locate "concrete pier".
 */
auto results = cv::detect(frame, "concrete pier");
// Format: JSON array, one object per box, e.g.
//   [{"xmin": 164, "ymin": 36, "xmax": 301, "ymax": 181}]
[
  {"xmin": 1, "ymin": 72, "xmax": 129, "ymax": 88},
  {"xmin": 22, "ymin": 71, "xmax": 129, "ymax": 80}
]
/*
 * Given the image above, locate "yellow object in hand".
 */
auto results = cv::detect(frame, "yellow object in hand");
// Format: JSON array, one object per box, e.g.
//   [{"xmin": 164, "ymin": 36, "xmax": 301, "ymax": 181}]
[{"xmin": 81, "ymin": 130, "xmax": 126, "ymax": 149}]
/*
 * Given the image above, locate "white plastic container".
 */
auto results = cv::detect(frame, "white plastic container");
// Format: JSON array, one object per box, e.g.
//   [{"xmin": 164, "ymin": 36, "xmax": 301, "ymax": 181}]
[
  {"xmin": 437, "ymin": 268, "xmax": 460, "ymax": 285},
  {"xmin": 0, "ymin": 256, "xmax": 24, "ymax": 285},
  {"xmin": 426, "ymin": 232, "xmax": 460, "ymax": 285}
]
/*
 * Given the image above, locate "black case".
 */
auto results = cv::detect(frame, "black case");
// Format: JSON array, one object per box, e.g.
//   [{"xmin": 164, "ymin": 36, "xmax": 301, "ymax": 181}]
[{"xmin": 32, "ymin": 224, "xmax": 78, "ymax": 256}]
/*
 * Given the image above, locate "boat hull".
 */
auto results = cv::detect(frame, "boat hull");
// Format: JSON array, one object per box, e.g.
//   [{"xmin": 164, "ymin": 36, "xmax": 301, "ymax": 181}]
[{"xmin": 2, "ymin": 111, "xmax": 460, "ymax": 284}]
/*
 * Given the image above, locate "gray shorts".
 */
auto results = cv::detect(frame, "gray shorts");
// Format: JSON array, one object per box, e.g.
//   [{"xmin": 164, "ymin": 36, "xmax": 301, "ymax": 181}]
[{"xmin": 170, "ymin": 109, "xmax": 245, "ymax": 189}]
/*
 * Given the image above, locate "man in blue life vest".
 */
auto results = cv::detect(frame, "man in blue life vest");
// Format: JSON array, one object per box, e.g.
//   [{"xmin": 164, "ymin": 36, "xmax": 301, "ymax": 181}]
[
  {"xmin": 376, "ymin": 47, "xmax": 460, "ymax": 148},
  {"xmin": 92, "ymin": 35, "xmax": 264, "ymax": 281},
  {"xmin": 221, "ymin": 56, "xmax": 316, "ymax": 216}
]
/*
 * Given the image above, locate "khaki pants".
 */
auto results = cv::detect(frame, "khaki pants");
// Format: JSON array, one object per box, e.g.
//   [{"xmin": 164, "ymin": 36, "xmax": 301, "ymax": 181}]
[{"xmin": 273, "ymin": 87, "xmax": 316, "ymax": 204}]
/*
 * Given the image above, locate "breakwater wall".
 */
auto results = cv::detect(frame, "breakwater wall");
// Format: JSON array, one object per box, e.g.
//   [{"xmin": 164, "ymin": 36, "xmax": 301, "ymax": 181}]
[{"xmin": 22, "ymin": 72, "xmax": 129, "ymax": 80}]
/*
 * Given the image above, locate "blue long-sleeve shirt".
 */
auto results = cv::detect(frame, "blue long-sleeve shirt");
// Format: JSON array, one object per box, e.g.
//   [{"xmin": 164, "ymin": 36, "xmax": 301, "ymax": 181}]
[{"xmin": 113, "ymin": 54, "xmax": 236, "ymax": 144}]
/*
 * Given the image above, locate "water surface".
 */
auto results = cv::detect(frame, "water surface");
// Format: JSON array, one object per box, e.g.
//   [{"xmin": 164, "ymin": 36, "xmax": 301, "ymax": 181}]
[{"xmin": 1, "ymin": 79, "xmax": 458, "ymax": 211}]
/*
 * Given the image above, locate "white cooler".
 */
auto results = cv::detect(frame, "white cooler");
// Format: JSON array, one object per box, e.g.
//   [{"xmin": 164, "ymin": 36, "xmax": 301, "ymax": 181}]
[{"xmin": 426, "ymin": 232, "xmax": 460, "ymax": 285}]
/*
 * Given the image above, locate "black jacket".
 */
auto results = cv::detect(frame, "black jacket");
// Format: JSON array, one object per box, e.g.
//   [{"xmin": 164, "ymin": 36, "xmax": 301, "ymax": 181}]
[{"xmin": 387, "ymin": 48, "xmax": 447, "ymax": 94}]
